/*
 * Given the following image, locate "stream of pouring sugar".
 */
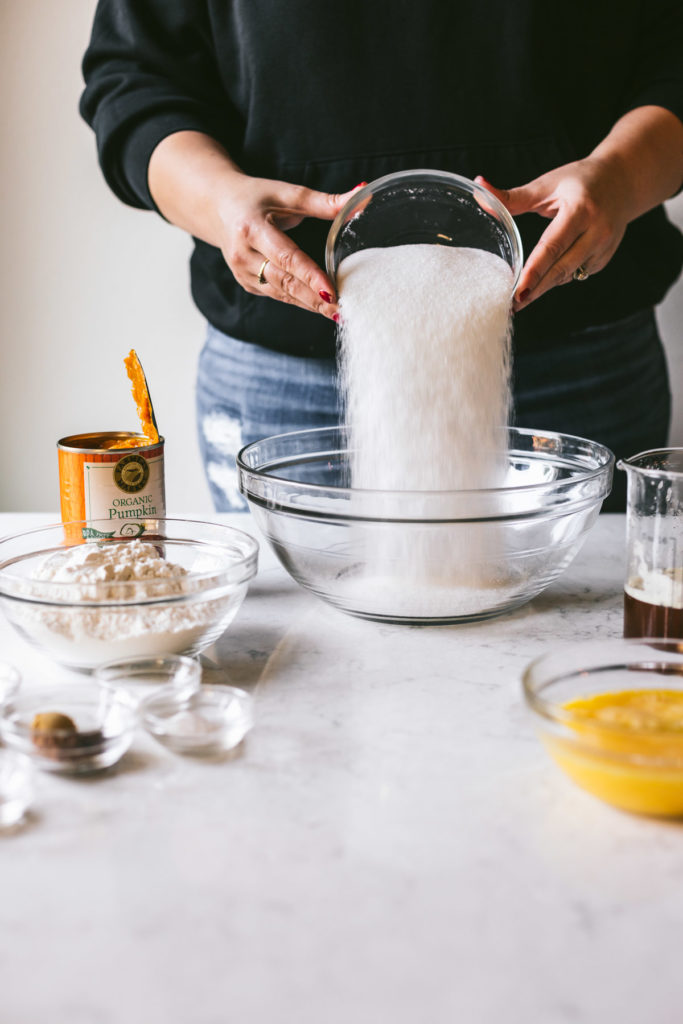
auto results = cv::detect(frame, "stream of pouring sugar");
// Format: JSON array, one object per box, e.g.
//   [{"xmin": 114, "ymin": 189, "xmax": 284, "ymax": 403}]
[{"xmin": 337, "ymin": 244, "xmax": 513, "ymax": 610}]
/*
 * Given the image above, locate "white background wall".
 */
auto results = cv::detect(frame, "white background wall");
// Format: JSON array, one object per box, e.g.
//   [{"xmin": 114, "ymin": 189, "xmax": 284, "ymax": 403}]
[{"xmin": 1, "ymin": 1, "xmax": 682, "ymax": 514}]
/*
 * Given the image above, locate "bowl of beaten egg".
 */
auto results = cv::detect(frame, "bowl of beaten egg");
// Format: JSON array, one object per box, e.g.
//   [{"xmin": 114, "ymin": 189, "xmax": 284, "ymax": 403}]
[{"xmin": 523, "ymin": 638, "xmax": 683, "ymax": 817}]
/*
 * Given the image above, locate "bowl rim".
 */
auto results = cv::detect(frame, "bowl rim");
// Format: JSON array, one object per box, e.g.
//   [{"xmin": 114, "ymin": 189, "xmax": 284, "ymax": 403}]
[
  {"xmin": 0, "ymin": 661, "xmax": 21, "ymax": 696},
  {"xmin": 522, "ymin": 637, "xmax": 683, "ymax": 740},
  {"xmin": 237, "ymin": 424, "xmax": 614, "ymax": 502},
  {"xmin": 138, "ymin": 682, "xmax": 254, "ymax": 735},
  {"xmin": 0, "ymin": 681, "xmax": 137, "ymax": 749},
  {"xmin": 0, "ymin": 516, "xmax": 259, "ymax": 601},
  {"xmin": 617, "ymin": 447, "xmax": 683, "ymax": 480},
  {"xmin": 324, "ymin": 167, "xmax": 524, "ymax": 291}
]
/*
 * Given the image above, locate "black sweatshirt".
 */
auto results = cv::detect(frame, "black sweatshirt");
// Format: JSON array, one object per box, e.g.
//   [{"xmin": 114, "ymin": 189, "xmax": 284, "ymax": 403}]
[{"xmin": 80, "ymin": 0, "xmax": 683, "ymax": 358}]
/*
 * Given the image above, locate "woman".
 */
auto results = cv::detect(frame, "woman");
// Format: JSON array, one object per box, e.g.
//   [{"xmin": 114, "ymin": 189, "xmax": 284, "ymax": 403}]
[{"xmin": 80, "ymin": 1, "xmax": 683, "ymax": 511}]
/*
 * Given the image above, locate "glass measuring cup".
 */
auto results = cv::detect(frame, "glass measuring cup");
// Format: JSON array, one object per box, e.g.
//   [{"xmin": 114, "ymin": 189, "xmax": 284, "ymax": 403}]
[
  {"xmin": 325, "ymin": 168, "xmax": 523, "ymax": 289},
  {"xmin": 620, "ymin": 449, "xmax": 683, "ymax": 638}
]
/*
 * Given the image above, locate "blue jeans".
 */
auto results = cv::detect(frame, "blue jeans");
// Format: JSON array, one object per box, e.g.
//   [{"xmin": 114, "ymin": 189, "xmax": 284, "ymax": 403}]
[{"xmin": 196, "ymin": 310, "xmax": 670, "ymax": 513}]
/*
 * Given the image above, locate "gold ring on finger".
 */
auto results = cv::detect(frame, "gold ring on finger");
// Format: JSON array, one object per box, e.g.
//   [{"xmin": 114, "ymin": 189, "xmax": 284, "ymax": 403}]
[
  {"xmin": 257, "ymin": 258, "xmax": 270, "ymax": 285},
  {"xmin": 573, "ymin": 264, "xmax": 589, "ymax": 281}
]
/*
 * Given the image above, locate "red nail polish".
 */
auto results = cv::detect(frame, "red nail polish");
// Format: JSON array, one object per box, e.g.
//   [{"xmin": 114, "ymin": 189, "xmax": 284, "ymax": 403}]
[
  {"xmin": 518, "ymin": 289, "xmax": 530, "ymax": 303},
  {"xmin": 354, "ymin": 181, "xmax": 368, "ymax": 189},
  {"xmin": 332, "ymin": 313, "xmax": 340, "ymax": 323},
  {"xmin": 319, "ymin": 289, "xmax": 333, "ymax": 303}
]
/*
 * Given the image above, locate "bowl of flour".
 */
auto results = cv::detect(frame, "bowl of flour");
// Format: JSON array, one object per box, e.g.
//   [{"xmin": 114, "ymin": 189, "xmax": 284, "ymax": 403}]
[{"xmin": 0, "ymin": 519, "xmax": 258, "ymax": 670}]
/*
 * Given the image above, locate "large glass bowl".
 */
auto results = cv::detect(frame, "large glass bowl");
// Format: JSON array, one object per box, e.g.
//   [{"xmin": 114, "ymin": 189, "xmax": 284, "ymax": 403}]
[
  {"xmin": 237, "ymin": 426, "xmax": 613, "ymax": 624},
  {"xmin": 325, "ymin": 168, "xmax": 523, "ymax": 289},
  {"xmin": 0, "ymin": 518, "xmax": 258, "ymax": 671}
]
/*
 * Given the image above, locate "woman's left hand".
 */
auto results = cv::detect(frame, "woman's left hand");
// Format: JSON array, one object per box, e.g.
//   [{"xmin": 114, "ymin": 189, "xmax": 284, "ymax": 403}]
[{"xmin": 475, "ymin": 158, "xmax": 630, "ymax": 311}]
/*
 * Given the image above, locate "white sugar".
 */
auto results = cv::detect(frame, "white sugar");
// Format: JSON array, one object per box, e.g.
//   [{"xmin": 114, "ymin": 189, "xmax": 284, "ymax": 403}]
[{"xmin": 337, "ymin": 244, "xmax": 513, "ymax": 608}]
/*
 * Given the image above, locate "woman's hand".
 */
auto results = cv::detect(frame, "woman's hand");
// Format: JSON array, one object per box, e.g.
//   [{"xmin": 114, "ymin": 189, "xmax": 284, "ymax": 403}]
[
  {"xmin": 476, "ymin": 106, "xmax": 683, "ymax": 312},
  {"xmin": 216, "ymin": 174, "xmax": 362, "ymax": 319},
  {"xmin": 476, "ymin": 158, "xmax": 629, "ymax": 312},
  {"xmin": 149, "ymin": 130, "xmax": 364, "ymax": 320}
]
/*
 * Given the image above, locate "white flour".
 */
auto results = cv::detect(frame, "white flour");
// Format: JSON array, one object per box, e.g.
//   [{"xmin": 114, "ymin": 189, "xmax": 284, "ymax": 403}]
[
  {"xmin": 337, "ymin": 244, "xmax": 513, "ymax": 613},
  {"xmin": 14, "ymin": 540, "xmax": 237, "ymax": 668}
]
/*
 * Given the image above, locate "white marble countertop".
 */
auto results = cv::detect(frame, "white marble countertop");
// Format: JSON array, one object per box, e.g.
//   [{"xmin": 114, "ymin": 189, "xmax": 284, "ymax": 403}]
[{"xmin": 1, "ymin": 511, "xmax": 681, "ymax": 1024}]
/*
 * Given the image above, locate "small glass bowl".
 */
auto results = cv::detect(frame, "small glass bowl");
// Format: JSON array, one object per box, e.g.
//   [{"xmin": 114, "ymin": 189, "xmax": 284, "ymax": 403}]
[
  {"xmin": 139, "ymin": 684, "xmax": 254, "ymax": 756},
  {"xmin": 523, "ymin": 638, "xmax": 683, "ymax": 817},
  {"xmin": 95, "ymin": 654, "xmax": 201, "ymax": 704},
  {"xmin": 0, "ymin": 683, "xmax": 136, "ymax": 775},
  {"xmin": 0, "ymin": 662, "xmax": 21, "ymax": 704},
  {"xmin": 0, "ymin": 750, "xmax": 34, "ymax": 827}
]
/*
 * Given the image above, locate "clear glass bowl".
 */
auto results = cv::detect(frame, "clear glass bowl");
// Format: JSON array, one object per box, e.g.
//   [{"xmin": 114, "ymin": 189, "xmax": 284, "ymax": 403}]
[
  {"xmin": 0, "ymin": 683, "xmax": 136, "ymax": 775},
  {"xmin": 95, "ymin": 654, "xmax": 201, "ymax": 704},
  {"xmin": 0, "ymin": 662, "xmax": 21, "ymax": 704},
  {"xmin": 0, "ymin": 750, "xmax": 34, "ymax": 827},
  {"xmin": 325, "ymin": 168, "xmax": 523, "ymax": 289},
  {"xmin": 0, "ymin": 518, "xmax": 258, "ymax": 671},
  {"xmin": 237, "ymin": 425, "xmax": 613, "ymax": 624},
  {"xmin": 523, "ymin": 638, "xmax": 683, "ymax": 817},
  {"xmin": 139, "ymin": 683, "xmax": 254, "ymax": 756}
]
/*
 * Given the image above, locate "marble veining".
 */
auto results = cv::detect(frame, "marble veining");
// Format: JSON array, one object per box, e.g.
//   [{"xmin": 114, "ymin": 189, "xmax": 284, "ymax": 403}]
[{"xmin": 0, "ymin": 513, "xmax": 679, "ymax": 1024}]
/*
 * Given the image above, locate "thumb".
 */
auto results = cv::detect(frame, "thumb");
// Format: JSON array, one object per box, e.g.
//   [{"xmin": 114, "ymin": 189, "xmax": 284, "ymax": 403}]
[
  {"xmin": 284, "ymin": 181, "xmax": 367, "ymax": 221},
  {"xmin": 475, "ymin": 174, "xmax": 542, "ymax": 216}
]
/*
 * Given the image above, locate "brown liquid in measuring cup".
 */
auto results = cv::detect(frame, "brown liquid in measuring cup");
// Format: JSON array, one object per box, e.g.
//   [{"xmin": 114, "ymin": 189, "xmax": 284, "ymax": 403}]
[{"xmin": 624, "ymin": 590, "xmax": 683, "ymax": 639}]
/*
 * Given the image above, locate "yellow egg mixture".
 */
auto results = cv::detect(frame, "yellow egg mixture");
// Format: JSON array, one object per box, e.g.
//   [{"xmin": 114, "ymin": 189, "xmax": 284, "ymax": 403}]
[{"xmin": 545, "ymin": 689, "xmax": 683, "ymax": 817}]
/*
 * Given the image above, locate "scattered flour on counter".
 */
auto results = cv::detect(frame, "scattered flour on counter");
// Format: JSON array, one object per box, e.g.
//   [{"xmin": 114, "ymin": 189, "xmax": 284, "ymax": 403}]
[
  {"xmin": 13, "ymin": 540, "xmax": 237, "ymax": 666},
  {"xmin": 336, "ymin": 244, "xmax": 514, "ymax": 610}
]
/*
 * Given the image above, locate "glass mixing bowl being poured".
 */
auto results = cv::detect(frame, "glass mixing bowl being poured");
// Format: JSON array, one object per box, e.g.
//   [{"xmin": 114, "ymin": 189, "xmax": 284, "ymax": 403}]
[{"xmin": 325, "ymin": 168, "xmax": 523, "ymax": 291}]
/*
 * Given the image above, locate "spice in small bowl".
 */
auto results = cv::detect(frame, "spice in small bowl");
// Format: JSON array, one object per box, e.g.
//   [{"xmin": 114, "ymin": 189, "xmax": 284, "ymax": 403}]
[{"xmin": 0, "ymin": 683, "xmax": 136, "ymax": 775}]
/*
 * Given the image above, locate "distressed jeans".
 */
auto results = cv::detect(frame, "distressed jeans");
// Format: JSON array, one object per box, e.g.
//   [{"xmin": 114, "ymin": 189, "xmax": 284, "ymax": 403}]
[{"xmin": 196, "ymin": 310, "xmax": 670, "ymax": 513}]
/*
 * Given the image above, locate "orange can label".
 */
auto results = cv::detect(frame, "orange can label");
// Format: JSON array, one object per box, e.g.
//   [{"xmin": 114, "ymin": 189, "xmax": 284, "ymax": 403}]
[{"xmin": 58, "ymin": 432, "xmax": 166, "ymax": 538}]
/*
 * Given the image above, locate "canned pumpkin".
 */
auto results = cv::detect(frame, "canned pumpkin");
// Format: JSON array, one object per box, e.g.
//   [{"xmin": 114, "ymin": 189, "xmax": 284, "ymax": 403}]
[{"xmin": 57, "ymin": 351, "xmax": 165, "ymax": 539}]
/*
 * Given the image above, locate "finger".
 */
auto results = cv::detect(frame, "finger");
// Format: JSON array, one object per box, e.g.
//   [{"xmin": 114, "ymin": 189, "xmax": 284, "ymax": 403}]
[
  {"xmin": 513, "ymin": 208, "xmax": 583, "ymax": 304},
  {"xmin": 514, "ymin": 232, "xmax": 600, "ymax": 310},
  {"xmin": 257, "ymin": 217, "xmax": 338, "ymax": 303},
  {"xmin": 275, "ymin": 181, "xmax": 367, "ymax": 222},
  {"xmin": 514, "ymin": 233, "xmax": 620, "ymax": 311},
  {"xmin": 474, "ymin": 174, "xmax": 548, "ymax": 217},
  {"xmin": 248, "ymin": 252, "xmax": 338, "ymax": 319}
]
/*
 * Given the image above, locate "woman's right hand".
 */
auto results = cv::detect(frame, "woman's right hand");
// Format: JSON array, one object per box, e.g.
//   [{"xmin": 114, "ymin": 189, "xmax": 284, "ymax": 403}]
[
  {"xmin": 216, "ymin": 173, "xmax": 363, "ymax": 320},
  {"xmin": 148, "ymin": 131, "xmax": 363, "ymax": 321}
]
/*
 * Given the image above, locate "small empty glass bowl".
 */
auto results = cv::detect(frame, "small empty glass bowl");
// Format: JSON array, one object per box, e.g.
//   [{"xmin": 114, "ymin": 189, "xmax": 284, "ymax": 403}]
[
  {"xmin": 0, "ymin": 662, "xmax": 21, "ymax": 704},
  {"xmin": 139, "ymin": 684, "xmax": 254, "ymax": 756},
  {"xmin": 0, "ymin": 683, "xmax": 136, "ymax": 775},
  {"xmin": 0, "ymin": 750, "xmax": 34, "ymax": 827},
  {"xmin": 95, "ymin": 654, "xmax": 201, "ymax": 704},
  {"xmin": 523, "ymin": 638, "xmax": 683, "ymax": 817}
]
